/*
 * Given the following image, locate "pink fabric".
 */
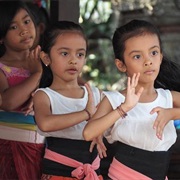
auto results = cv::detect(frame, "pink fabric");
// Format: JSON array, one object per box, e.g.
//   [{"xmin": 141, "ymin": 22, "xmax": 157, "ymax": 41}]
[
  {"xmin": 0, "ymin": 62, "xmax": 30, "ymax": 87},
  {"xmin": 0, "ymin": 62, "xmax": 30, "ymax": 111},
  {"xmin": 108, "ymin": 157, "xmax": 152, "ymax": 180},
  {"xmin": 45, "ymin": 148, "xmax": 100, "ymax": 180}
]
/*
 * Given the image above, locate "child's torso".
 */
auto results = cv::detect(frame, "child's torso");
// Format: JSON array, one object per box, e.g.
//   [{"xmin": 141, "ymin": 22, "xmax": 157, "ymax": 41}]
[
  {"xmin": 36, "ymin": 86, "xmax": 101, "ymax": 140},
  {"xmin": 103, "ymin": 88, "xmax": 177, "ymax": 151}
]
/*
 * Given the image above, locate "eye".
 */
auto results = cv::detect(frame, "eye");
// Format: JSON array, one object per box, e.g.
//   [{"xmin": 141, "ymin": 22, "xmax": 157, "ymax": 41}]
[
  {"xmin": 133, "ymin": 54, "xmax": 141, "ymax": 60},
  {"xmin": 77, "ymin": 53, "xmax": 85, "ymax": 58},
  {"xmin": 9, "ymin": 25, "xmax": 17, "ymax": 30},
  {"xmin": 24, "ymin": 19, "xmax": 31, "ymax": 25},
  {"xmin": 151, "ymin": 50, "xmax": 158, "ymax": 56},
  {"xmin": 61, "ymin": 52, "xmax": 68, "ymax": 56}
]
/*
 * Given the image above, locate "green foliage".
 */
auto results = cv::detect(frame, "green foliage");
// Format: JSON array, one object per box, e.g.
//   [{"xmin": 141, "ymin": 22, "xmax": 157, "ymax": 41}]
[{"xmin": 80, "ymin": 0, "xmax": 125, "ymax": 90}]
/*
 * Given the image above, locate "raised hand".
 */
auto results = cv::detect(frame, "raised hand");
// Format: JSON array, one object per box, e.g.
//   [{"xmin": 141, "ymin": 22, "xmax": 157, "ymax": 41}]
[
  {"xmin": 122, "ymin": 73, "xmax": 144, "ymax": 112},
  {"xmin": 28, "ymin": 45, "xmax": 42, "ymax": 74},
  {"xmin": 84, "ymin": 83, "xmax": 96, "ymax": 119}
]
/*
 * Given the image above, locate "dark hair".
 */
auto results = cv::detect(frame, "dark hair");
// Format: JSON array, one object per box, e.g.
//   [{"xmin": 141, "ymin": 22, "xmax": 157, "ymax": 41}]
[
  {"xmin": 26, "ymin": 2, "xmax": 49, "ymax": 28},
  {"xmin": 26, "ymin": 2, "xmax": 50, "ymax": 48},
  {"xmin": 112, "ymin": 19, "xmax": 180, "ymax": 91},
  {"xmin": 0, "ymin": 0, "xmax": 35, "ymax": 56},
  {"xmin": 39, "ymin": 21, "xmax": 87, "ymax": 88}
]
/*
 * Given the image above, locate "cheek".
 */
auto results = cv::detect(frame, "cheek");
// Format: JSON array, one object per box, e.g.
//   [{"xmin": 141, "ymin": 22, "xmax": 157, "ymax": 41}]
[
  {"xmin": 5, "ymin": 34, "xmax": 18, "ymax": 46},
  {"xmin": 29, "ymin": 24, "xmax": 36, "ymax": 36}
]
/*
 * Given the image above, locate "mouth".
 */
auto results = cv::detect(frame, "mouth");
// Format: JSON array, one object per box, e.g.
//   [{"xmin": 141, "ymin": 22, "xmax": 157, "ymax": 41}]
[
  {"xmin": 67, "ymin": 68, "xmax": 78, "ymax": 74},
  {"xmin": 21, "ymin": 37, "xmax": 33, "ymax": 44},
  {"xmin": 144, "ymin": 70, "xmax": 155, "ymax": 75}
]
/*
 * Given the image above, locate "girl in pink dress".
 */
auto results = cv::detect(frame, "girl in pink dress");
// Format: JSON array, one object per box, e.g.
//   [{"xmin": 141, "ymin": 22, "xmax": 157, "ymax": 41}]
[{"xmin": 0, "ymin": 1, "xmax": 45, "ymax": 179}]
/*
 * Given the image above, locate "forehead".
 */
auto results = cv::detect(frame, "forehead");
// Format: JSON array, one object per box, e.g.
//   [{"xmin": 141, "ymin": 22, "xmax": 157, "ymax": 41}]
[
  {"xmin": 54, "ymin": 32, "xmax": 87, "ymax": 49},
  {"xmin": 125, "ymin": 34, "xmax": 160, "ymax": 51},
  {"xmin": 12, "ymin": 8, "xmax": 29, "ymax": 21},
  {"xmin": 14, "ymin": 8, "xmax": 29, "ymax": 18}
]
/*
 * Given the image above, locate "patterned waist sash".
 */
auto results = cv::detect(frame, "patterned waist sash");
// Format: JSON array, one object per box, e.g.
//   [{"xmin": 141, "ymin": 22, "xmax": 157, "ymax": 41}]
[{"xmin": 0, "ymin": 111, "xmax": 36, "ymax": 130}]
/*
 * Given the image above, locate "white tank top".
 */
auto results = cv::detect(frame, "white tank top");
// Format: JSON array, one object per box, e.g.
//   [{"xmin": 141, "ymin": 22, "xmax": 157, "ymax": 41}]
[
  {"xmin": 103, "ymin": 88, "xmax": 177, "ymax": 151},
  {"xmin": 36, "ymin": 86, "xmax": 101, "ymax": 140}
]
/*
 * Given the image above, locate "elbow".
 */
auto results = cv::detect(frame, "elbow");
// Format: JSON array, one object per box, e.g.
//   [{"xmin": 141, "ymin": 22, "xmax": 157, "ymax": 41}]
[
  {"xmin": 35, "ymin": 121, "xmax": 50, "ymax": 132},
  {"xmin": 83, "ymin": 128, "xmax": 94, "ymax": 141},
  {"xmin": 37, "ymin": 124, "xmax": 50, "ymax": 132},
  {"xmin": 0, "ymin": 103, "xmax": 17, "ymax": 111}
]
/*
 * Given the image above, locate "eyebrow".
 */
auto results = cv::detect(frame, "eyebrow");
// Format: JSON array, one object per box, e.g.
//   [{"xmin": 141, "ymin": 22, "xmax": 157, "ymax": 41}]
[
  {"xmin": 57, "ymin": 47, "xmax": 86, "ymax": 51},
  {"xmin": 129, "ymin": 45, "xmax": 160, "ymax": 55},
  {"xmin": 11, "ymin": 14, "xmax": 30, "ymax": 24}
]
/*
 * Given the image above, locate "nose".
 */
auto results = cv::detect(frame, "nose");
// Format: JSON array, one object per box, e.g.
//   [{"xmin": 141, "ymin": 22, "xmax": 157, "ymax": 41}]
[
  {"xmin": 20, "ymin": 29, "xmax": 28, "ymax": 36},
  {"xmin": 69, "ymin": 60, "xmax": 77, "ymax": 65},
  {"xmin": 144, "ymin": 59, "xmax": 152, "ymax": 66},
  {"xmin": 69, "ymin": 56, "xmax": 77, "ymax": 65}
]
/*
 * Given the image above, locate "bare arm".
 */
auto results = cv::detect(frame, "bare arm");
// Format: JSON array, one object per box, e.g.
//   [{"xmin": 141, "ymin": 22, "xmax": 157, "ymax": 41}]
[
  {"xmin": 33, "ymin": 90, "xmax": 92, "ymax": 132},
  {"xmin": 83, "ymin": 73, "xmax": 144, "ymax": 141},
  {"xmin": 0, "ymin": 46, "xmax": 42, "ymax": 111}
]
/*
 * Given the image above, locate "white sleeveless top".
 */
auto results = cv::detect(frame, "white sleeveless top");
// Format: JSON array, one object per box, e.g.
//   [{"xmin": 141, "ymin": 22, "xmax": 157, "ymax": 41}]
[
  {"xmin": 36, "ymin": 86, "xmax": 101, "ymax": 140},
  {"xmin": 103, "ymin": 88, "xmax": 177, "ymax": 151}
]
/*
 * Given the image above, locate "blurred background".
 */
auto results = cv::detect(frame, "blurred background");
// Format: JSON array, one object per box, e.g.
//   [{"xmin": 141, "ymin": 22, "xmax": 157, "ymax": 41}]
[{"xmin": 24, "ymin": 0, "xmax": 180, "ymax": 90}]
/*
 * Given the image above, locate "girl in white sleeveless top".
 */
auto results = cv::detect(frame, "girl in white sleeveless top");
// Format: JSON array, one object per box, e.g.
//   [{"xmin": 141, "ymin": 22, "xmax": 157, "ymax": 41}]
[
  {"xmin": 83, "ymin": 19, "xmax": 180, "ymax": 180},
  {"xmin": 33, "ymin": 21, "xmax": 104, "ymax": 180}
]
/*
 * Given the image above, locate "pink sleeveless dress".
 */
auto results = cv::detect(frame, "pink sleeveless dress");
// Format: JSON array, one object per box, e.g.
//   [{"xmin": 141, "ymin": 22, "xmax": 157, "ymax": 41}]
[{"xmin": 0, "ymin": 62, "xmax": 45, "ymax": 180}]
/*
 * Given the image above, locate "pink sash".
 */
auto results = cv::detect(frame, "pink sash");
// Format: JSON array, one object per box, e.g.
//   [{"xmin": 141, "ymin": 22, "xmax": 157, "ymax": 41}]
[
  {"xmin": 44, "ymin": 148, "xmax": 100, "ymax": 180},
  {"xmin": 108, "ymin": 157, "xmax": 152, "ymax": 180}
]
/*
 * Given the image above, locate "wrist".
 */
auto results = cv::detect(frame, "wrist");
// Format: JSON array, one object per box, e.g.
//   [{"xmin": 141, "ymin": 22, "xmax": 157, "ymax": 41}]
[
  {"xmin": 84, "ymin": 109, "xmax": 91, "ymax": 121},
  {"xmin": 120, "ymin": 103, "xmax": 129, "ymax": 113},
  {"xmin": 116, "ymin": 104, "xmax": 127, "ymax": 118}
]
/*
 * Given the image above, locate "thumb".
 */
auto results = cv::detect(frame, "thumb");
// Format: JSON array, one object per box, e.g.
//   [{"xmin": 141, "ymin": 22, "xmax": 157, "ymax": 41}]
[{"xmin": 150, "ymin": 106, "xmax": 161, "ymax": 114}]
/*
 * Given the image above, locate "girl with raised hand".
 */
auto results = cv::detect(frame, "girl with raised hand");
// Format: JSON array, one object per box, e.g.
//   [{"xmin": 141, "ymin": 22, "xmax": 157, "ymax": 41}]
[
  {"xmin": 33, "ymin": 21, "xmax": 103, "ymax": 180},
  {"xmin": 83, "ymin": 19, "xmax": 180, "ymax": 180},
  {"xmin": 0, "ymin": 1, "xmax": 44, "ymax": 179}
]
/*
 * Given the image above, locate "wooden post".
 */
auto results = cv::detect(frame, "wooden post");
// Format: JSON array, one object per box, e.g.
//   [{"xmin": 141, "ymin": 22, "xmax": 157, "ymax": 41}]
[{"xmin": 50, "ymin": 0, "xmax": 79, "ymax": 24}]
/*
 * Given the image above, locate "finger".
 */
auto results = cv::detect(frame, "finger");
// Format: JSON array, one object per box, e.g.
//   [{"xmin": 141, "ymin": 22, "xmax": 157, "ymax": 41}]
[
  {"xmin": 89, "ymin": 140, "xmax": 96, "ymax": 152},
  {"xmin": 31, "ymin": 91, "xmax": 35, "ymax": 97},
  {"xmin": 136, "ymin": 87, "xmax": 144, "ymax": 97},
  {"xmin": 126, "ymin": 76, "xmax": 131, "ymax": 91},
  {"xmin": 153, "ymin": 117, "xmax": 164, "ymax": 140},
  {"xmin": 97, "ymin": 145, "xmax": 103, "ymax": 158},
  {"xmin": 150, "ymin": 106, "xmax": 161, "ymax": 114},
  {"xmin": 131, "ymin": 73, "xmax": 136, "ymax": 87},
  {"xmin": 34, "ymin": 45, "xmax": 41, "ymax": 59},
  {"xmin": 134, "ymin": 72, "xmax": 140, "ymax": 87},
  {"xmin": 102, "ymin": 149, "xmax": 107, "ymax": 158},
  {"xmin": 153, "ymin": 116, "xmax": 160, "ymax": 129},
  {"xmin": 85, "ymin": 83, "xmax": 92, "ymax": 94},
  {"xmin": 98, "ymin": 141, "xmax": 107, "ymax": 151},
  {"xmin": 156, "ymin": 124, "xmax": 163, "ymax": 140}
]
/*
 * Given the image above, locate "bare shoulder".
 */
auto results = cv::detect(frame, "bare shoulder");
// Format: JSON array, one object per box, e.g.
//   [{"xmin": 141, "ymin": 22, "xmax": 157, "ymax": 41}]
[{"xmin": 33, "ymin": 90, "xmax": 49, "ymax": 104}]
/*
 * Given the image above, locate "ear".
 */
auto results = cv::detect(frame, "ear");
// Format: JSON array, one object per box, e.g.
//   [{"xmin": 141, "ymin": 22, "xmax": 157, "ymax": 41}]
[
  {"xmin": 40, "ymin": 51, "xmax": 51, "ymax": 66},
  {"xmin": 115, "ymin": 59, "xmax": 127, "ymax": 72}
]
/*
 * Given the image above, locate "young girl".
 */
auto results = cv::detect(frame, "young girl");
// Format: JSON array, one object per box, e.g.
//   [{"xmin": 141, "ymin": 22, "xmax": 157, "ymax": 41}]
[
  {"xmin": 33, "ymin": 21, "xmax": 103, "ymax": 180},
  {"xmin": 0, "ymin": 1, "xmax": 45, "ymax": 179},
  {"xmin": 83, "ymin": 19, "xmax": 180, "ymax": 179}
]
